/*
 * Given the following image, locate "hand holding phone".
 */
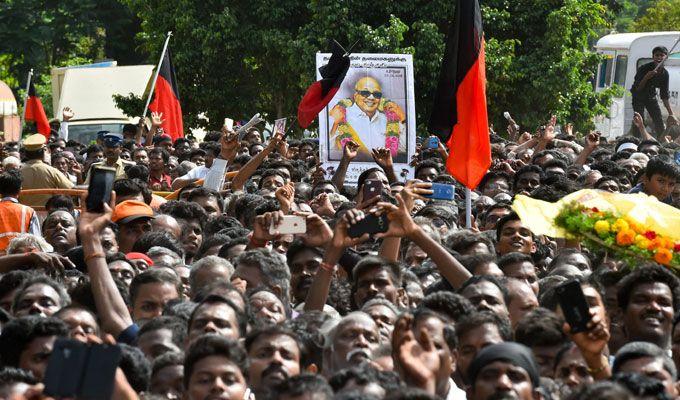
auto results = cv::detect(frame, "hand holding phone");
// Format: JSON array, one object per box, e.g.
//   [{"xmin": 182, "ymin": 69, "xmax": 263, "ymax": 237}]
[
  {"xmin": 270, "ymin": 215, "xmax": 307, "ymax": 235},
  {"xmin": 347, "ymin": 212, "xmax": 389, "ymax": 238},
  {"xmin": 224, "ymin": 118, "xmax": 234, "ymax": 131},
  {"xmin": 363, "ymin": 180, "xmax": 384, "ymax": 202},
  {"xmin": 86, "ymin": 166, "xmax": 116, "ymax": 213},
  {"xmin": 423, "ymin": 183, "xmax": 455, "ymax": 201},
  {"xmin": 427, "ymin": 137, "xmax": 439, "ymax": 149},
  {"xmin": 556, "ymin": 280, "xmax": 591, "ymax": 333}
]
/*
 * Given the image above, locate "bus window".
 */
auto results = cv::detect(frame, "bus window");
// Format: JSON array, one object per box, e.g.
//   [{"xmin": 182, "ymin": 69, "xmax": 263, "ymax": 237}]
[
  {"xmin": 598, "ymin": 56, "xmax": 613, "ymax": 88},
  {"xmin": 614, "ymin": 55, "xmax": 628, "ymax": 87},
  {"xmin": 637, "ymin": 58, "xmax": 652, "ymax": 69}
]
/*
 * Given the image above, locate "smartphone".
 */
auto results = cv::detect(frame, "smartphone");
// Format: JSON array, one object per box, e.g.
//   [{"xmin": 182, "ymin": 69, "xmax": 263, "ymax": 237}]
[
  {"xmin": 503, "ymin": 111, "xmax": 512, "ymax": 120},
  {"xmin": 556, "ymin": 280, "xmax": 591, "ymax": 333},
  {"xmin": 427, "ymin": 137, "xmax": 439, "ymax": 149},
  {"xmin": 348, "ymin": 213, "xmax": 389, "ymax": 238},
  {"xmin": 424, "ymin": 183, "xmax": 455, "ymax": 201},
  {"xmin": 270, "ymin": 215, "xmax": 307, "ymax": 235},
  {"xmin": 44, "ymin": 339, "xmax": 122, "ymax": 400},
  {"xmin": 363, "ymin": 180, "xmax": 384, "ymax": 202},
  {"xmin": 86, "ymin": 166, "xmax": 116, "ymax": 213},
  {"xmin": 224, "ymin": 118, "xmax": 234, "ymax": 131}
]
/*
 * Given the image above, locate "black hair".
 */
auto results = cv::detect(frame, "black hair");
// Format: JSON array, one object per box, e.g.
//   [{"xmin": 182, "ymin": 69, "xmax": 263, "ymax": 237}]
[
  {"xmin": 132, "ymin": 231, "xmax": 185, "ymax": 257},
  {"xmin": 126, "ymin": 164, "xmax": 150, "ymax": 182},
  {"xmin": 414, "ymin": 160, "xmax": 442, "ymax": 178},
  {"xmin": 286, "ymin": 239, "xmax": 323, "ymax": 269},
  {"xmin": 514, "ymin": 307, "xmax": 567, "ymax": 348},
  {"xmin": 151, "ymin": 351, "xmax": 184, "ymax": 377},
  {"xmin": 160, "ymin": 200, "xmax": 208, "ymax": 226},
  {"xmin": 188, "ymin": 294, "xmax": 248, "ymax": 338},
  {"xmin": 200, "ymin": 142, "xmax": 221, "ymax": 157},
  {"xmin": 138, "ymin": 316, "xmax": 187, "ymax": 353},
  {"xmin": 497, "ymin": 252, "xmax": 534, "ymax": 274},
  {"xmin": 273, "ymin": 374, "xmax": 333, "ymax": 400},
  {"xmin": 187, "ymin": 187, "xmax": 224, "ymax": 213},
  {"xmin": 413, "ymin": 306, "xmax": 457, "ymax": 349},
  {"xmin": 113, "ymin": 179, "xmax": 144, "ymax": 200},
  {"xmin": 329, "ymin": 364, "xmax": 402, "ymax": 394},
  {"xmin": 351, "ymin": 255, "xmax": 403, "ymax": 290},
  {"xmin": 565, "ymin": 380, "xmax": 634, "ymax": 400},
  {"xmin": 203, "ymin": 215, "xmax": 243, "ymax": 238},
  {"xmin": 611, "ymin": 372, "xmax": 669, "ymax": 400},
  {"xmin": 45, "ymin": 194, "xmax": 75, "ymax": 212},
  {"xmin": 258, "ymin": 169, "xmax": 288, "ymax": 189},
  {"xmin": 513, "ymin": 165, "xmax": 545, "ymax": 188},
  {"xmin": 478, "ymin": 171, "xmax": 512, "ymax": 193},
  {"xmin": 231, "ymin": 194, "xmax": 265, "ymax": 229},
  {"xmin": 456, "ymin": 253, "xmax": 497, "ymax": 275},
  {"xmin": 653, "ymin": 46, "xmax": 669, "ymax": 55},
  {"xmin": 0, "ymin": 316, "xmax": 68, "ymax": 367},
  {"xmin": 245, "ymin": 325, "xmax": 309, "ymax": 367},
  {"xmin": 118, "ymin": 343, "xmax": 151, "ymax": 392},
  {"xmin": 13, "ymin": 274, "xmax": 71, "ymax": 313},
  {"xmin": 356, "ymin": 167, "xmax": 383, "ymax": 191},
  {"xmin": 420, "ymin": 291, "xmax": 475, "ymax": 322},
  {"xmin": 189, "ymin": 148, "xmax": 207, "ymax": 159},
  {"xmin": 644, "ymin": 157, "xmax": 679, "ymax": 180},
  {"xmin": 129, "ymin": 268, "xmax": 181, "ymax": 307},
  {"xmin": 617, "ymin": 263, "xmax": 680, "ymax": 312},
  {"xmin": 0, "ymin": 271, "xmax": 29, "ymax": 304},
  {"xmin": 445, "ymin": 231, "xmax": 495, "ymax": 255},
  {"xmin": 197, "ymin": 234, "xmax": 231, "ymax": 258},
  {"xmin": 0, "ymin": 366, "xmax": 38, "ymax": 391},
  {"xmin": 217, "ymin": 237, "xmax": 250, "ymax": 259},
  {"xmin": 203, "ymin": 131, "xmax": 222, "ymax": 143},
  {"xmin": 149, "ymin": 147, "xmax": 170, "ymax": 163},
  {"xmin": 459, "ymin": 275, "xmax": 510, "ymax": 304},
  {"xmin": 455, "ymin": 311, "xmax": 512, "ymax": 342},
  {"xmin": 0, "ymin": 170, "xmax": 21, "ymax": 196},
  {"xmin": 495, "ymin": 211, "xmax": 528, "ymax": 241},
  {"xmin": 234, "ymin": 249, "xmax": 291, "ymax": 305},
  {"xmin": 183, "ymin": 334, "xmax": 248, "ymax": 389}
]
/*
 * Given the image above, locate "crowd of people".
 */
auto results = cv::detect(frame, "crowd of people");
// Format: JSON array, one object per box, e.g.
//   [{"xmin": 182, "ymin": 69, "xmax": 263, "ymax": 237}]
[{"xmin": 0, "ymin": 104, "xmax": 680, "ymax": 400}]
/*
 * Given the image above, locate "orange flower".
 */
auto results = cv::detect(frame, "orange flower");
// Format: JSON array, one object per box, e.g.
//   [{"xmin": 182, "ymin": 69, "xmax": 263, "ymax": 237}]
[
  {"xmin": 654, "ymin": 248, "xmax": 673, "ymax": 265},
  {"xmin": 616, "ymin": 229, "xmax": 636, "ymax": 246}
]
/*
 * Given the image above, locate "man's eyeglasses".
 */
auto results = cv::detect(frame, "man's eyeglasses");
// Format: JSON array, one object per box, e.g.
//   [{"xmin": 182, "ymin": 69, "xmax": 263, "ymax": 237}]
[{"xmin": 356, "ymin": 90, "xmax": 383, "ymax": 99}]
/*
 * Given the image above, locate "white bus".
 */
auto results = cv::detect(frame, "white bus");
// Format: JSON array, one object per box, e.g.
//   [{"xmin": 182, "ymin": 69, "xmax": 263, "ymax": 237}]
[{"xmin": 594, "ymin": 31, "xmax": 680, "ymax": 138}]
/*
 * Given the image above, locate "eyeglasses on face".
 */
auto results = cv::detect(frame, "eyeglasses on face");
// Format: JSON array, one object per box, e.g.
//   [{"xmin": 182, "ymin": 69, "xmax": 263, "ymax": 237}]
[{"xmin": 356, "ymin": 90, "xmax": 383, "ymax": 99}]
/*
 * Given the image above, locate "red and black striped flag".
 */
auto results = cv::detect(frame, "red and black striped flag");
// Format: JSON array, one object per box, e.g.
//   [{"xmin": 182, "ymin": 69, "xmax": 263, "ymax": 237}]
[
  {"xmin": 298, "ymin": 40, "xmax": 351, "ymax": 128},
  {"xmin": 429, "ymin": 0, "xmax": 490, "ymax": 190},
  {"xmin": 149, "ymin": 48, "xmax": 184, "ymax": 140},
  {"xmin": 24, "ymin": 82, "xmax": 51, "ymax": 138}
]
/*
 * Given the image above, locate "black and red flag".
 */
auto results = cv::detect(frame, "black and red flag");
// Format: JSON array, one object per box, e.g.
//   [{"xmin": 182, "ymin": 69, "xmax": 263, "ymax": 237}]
[
  {"xmin": 298, "ymin": 40, "xmax": 351, "ymax": 128},
  {"xmin": 149, "ymin": 48, "xmax": 184, "ymax": 140},
  {"xmin": 428, "ymin": 0, "xmax": 490, "ymax": 190},
  {"xmin": 24, "ymin": 82, "xmax": 51, "ymax": 138}
]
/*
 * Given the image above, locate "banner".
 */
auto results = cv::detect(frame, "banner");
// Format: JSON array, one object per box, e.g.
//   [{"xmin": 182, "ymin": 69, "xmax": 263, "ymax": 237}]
[{"xmin": 317, "ymin": 54, "xmax": 416, "ymax": 184}]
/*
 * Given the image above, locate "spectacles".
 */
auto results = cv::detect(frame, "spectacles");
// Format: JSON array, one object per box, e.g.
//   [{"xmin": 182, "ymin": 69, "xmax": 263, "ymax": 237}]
[{"xmin": 356, "ymin": 90, "xmax": 383, "ymax": 99}]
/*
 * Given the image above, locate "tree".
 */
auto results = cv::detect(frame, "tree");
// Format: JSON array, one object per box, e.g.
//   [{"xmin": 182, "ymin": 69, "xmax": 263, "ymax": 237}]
[{"xmin": 631, "ymin": 0, "xmax": 680, "ymax": 31}]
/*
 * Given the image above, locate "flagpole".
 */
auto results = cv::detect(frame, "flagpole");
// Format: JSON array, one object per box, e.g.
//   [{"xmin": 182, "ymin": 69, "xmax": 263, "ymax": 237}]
[
  {"xmin": 142, "ymin": 31, "xmax": 173, "ymax": 119},
  {"xmin": 20, "ymin": 69, "xmax": 33, "ymax": 131},
  {"xmin": 465, "ymin": 188, "xmax": 472, "ymax": 229}
]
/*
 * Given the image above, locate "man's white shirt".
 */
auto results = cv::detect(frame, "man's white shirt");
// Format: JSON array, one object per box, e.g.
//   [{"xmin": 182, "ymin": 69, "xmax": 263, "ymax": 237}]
[{"xmin": 344, "ymin": 103, "xmax": 406, "ymax": 153}]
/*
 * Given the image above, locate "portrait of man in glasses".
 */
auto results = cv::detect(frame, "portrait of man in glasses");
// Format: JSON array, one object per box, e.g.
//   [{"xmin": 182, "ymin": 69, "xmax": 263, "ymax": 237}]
[{"xmin": 328, "ymin": 75, "xmax": 407, "ymax": 162}]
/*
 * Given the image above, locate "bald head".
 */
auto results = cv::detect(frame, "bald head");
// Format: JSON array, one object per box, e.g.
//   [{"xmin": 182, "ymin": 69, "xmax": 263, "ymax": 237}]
[
  {"xmin": 152, "ymin": 214, "xmax": 182, "ymax": 239},
  {"xmin": 326, "ymin": 312, "xmax": 380, "ymax": 374}
]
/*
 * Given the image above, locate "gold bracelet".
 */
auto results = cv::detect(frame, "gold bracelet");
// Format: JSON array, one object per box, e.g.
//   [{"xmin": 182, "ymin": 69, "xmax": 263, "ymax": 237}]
[{"xmin": 84, "ymin": 252, "xmax": 105, "ymax": 263}]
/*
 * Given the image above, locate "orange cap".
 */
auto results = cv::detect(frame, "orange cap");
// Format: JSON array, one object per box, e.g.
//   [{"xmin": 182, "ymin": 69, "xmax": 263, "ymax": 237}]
[{"xmin": 112, "ymin": 200, "xmax": 154, "ymax": 224}]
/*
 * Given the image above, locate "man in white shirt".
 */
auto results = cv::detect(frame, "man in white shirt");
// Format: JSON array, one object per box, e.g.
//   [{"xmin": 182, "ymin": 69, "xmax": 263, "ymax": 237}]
[
  {"xmin": 171, "ymin": 142, "xmax": 222, "ymax": 190},
  {"xmin": 330, "ymin": 76, "xmax": 406, "ymax": 161}
]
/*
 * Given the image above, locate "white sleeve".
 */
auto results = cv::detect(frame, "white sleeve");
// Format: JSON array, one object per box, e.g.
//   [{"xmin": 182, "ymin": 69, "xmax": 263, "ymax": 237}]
[{"xmin": 59, "ymin": 121, "xmax": 69, "ymax": 141}]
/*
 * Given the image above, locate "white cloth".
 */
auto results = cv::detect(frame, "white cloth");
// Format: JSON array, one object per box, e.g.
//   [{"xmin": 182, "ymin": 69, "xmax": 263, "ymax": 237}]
[
  {"xmin": 180, "ymin": 165, "xmax": 210, "ymax": 181},
  {"xmin": 58, "ymin": 121, "xmax": 69, "ymax": 141},
  {"xmin": 445, "ymin": 378, "xmax": 466, "ymax": 400},
  {"xmin": 343, "ymin": 103, "xmax": 406, "ymax": 152}
]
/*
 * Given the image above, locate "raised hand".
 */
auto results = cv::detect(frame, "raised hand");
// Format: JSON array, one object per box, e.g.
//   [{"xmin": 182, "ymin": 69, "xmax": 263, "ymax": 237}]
[
  {"xmin": 78, "ymin": 192, "xmax": 116, "ymax": 238},
  {"xmin": 62, "ymin": 107, "xmax": 74, "ymax": 121},
  {"xmin": 275, "ymin": 183, "xmax": 295, "ymax": 214},
  {"xmin": 585, "ymin": 131, "xmax": 600, "ymax": 149},
  {"xmin": 151, "ymin": 112, "xmax": 165, "ymax": 128},
  {"xmin": 331, "ymin": 209, "xmax": 370, "ymax": 249},
  {"xmin": 252, "ymin": 210, "xmax": 284, "ymax": 244},
  {"xmin": 309, "ymin": 193, "xmax": 336, "ymax": 217},
  {"xmin": 392, "ymin": 313, "xmax": 440, "ymax": 392},
  {"xmin": 564, "ymin": 309, "xmax": 610, "ymax": 360},
  {"xmin": 401, "ymin": 181, "xmax": 432, "ymax": 212},
  {"xmin": 371, "ymin": 147, "xmax": 393, "ymax": 169},
  {"xmin": 220, "ymin": 128, "xmax": 239, "ymax": 160},
  {"xmin": 375, "ymin": 193, "xmax": 420, "ymax": 239},
  {"xmin": 633, "ymin": 112, "xmax": 645, "ymax": 128},
  {"xmin": 296, "ymin": 212, "xmax": 333, "ymax": 247},
  {"xmin": 267, "ymin": 131, "xmax": 285, "ymax": 151},
  {"xmin": 343, "ymin": 140, "xmax": 359, "ymax": 161}
]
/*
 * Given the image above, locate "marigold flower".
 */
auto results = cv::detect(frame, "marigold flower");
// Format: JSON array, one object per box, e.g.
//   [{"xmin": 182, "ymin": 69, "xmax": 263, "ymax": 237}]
[
  {"xmin": 635, "ymin": 235, "xmax": 650, "ymax": 249},
  {"xmin": 594, "ymin": 220, "xmax": 610, "ymax": 236},
  {"xmin": 654, "ymin": 248, "xmax": 673, "ymax": 265},
  {"xmin": 616, "ymin": 229, "xmax": 636, "ymax": 246},
  {"xmin": 612, "ymin": 219, "xmax": 629, "ymax": 232}
]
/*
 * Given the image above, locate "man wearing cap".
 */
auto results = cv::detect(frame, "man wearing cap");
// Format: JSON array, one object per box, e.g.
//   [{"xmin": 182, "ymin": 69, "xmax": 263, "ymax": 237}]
[
  {"xmin": 19, "ymin": 134, "xmax": 74, "ymax": 207},
  {"xmin": 631, "ymin": 46, "xmax": 677, "ymax": 137},
  {"xmin": 112, "ymin": 200, "xmax": 155, "ymax": 253},
  {"xmin": 466, "ymin": 342, "xmax": 543, "ymax": 400},
  {"xmin": 86, "ymin": 132, "xmax": 134, "ymax": 182}
]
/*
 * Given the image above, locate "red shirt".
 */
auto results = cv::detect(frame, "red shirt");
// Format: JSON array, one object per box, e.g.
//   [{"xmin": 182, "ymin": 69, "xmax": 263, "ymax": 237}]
[{"xmin": 149, "ymin": 173, "xmax": 172, "ymax": 190}]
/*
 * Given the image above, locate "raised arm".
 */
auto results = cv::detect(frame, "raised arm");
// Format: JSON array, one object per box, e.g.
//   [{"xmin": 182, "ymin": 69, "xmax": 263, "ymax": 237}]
[
  {"xmin": 574, "ymin": 131, "xmax": 600, "ymax": 167},
  {"xmin": 230, "ymin": 131, "xmax": 282, "ymax": 191},
  {"xmin": 331, "ymin": 140, "xmax": 359, "ymax": 190},
  {"xmin": 78, "ymin": 193, "xmax": 133, "ymax": 337}
]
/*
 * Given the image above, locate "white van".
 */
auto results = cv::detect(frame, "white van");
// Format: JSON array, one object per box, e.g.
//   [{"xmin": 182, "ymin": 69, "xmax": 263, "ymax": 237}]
[
  {"xmin": 594, "ymin": 31, "xmax": 680, "ymax": 138},
  {"xmin": 51, "ymin": 62, "xmax": 154, "ymax": 144}
]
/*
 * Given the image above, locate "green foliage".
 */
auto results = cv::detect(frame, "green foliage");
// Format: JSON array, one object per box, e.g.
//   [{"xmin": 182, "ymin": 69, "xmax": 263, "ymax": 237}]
[
  {"xmin": 631, "ymin": 0, "xmax": 680, "ymax": 31},
  {"xmin": 121, "ymin": 0, "xmax": 615, "ymax": 135},
  {"xmin": 112, "ymin": 93, "xmax": 145, "ymax": 118}
]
